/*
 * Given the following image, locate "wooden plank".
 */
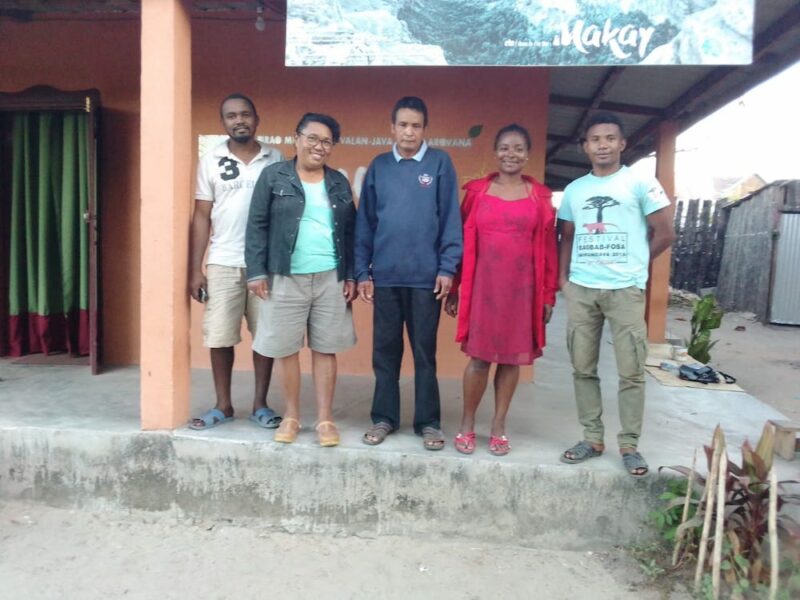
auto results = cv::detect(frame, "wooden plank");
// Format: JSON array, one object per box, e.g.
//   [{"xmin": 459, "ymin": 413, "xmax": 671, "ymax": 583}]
[
  {"xmin": 670, "ymin": 197, "xmax": 731, "ymax": 294},
  {"xmin": 770, "ymin": 419, "xmax": 800, "ymax": 432},
  {"xmin": 683, "ymin": 199, "xmax": 700, "ymax": 292},
  {"xmin": 696, "ymin": 200, "xmax": 713, "ymax": 291},
  {"xmin": 769, "ymin": 419, "xmax": 799, "ymax": 461},
  {"xmin": 708, "ymin": 202, "xmax": 727, "ymax": 288},
  {"xmin": 670, "ymin": 200, "xmax": 685, "ymax": 289},
  {"xmin": 718, "ymin": 194, "xmax": 772, "ymax": 313}
]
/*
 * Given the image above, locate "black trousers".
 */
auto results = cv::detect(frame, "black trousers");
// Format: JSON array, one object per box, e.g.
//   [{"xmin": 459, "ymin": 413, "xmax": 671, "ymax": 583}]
[{"xmin": 370, "ymin": 286, "xmax": 442, "ymax": 433}]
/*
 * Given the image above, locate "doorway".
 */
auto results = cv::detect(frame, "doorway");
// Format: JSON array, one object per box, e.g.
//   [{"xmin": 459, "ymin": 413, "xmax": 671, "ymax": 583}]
[{"xmin": 0, "ymin": 86, "xmax": 101, "ymax": 373}]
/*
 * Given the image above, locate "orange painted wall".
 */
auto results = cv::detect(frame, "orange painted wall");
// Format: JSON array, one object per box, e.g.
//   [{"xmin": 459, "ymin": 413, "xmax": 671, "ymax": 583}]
[
  {"xmin": 1, "ymin": 17, "xmax": 550, "ymax": 377},
  {"xmin": 0, "ymin": 19, "xmax": 142, "ymax": 366},
  {"xmin": 189, "ymin": 20, "xmax": 550, "ymax": 377}
]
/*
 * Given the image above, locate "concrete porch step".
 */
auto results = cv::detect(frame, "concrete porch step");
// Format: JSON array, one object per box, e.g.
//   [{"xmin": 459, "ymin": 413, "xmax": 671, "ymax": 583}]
[{"xmin": 1, "ymin": 423, "xmax": 665, "ymax": 549}]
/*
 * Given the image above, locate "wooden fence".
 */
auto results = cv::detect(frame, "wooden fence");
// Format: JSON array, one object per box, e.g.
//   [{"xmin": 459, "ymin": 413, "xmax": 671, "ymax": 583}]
[
  {"xmin": 670, "ymin": 199, "xmax": 728, "ymax": 293},
  {"xmin": 716, "ymin": 181, "xmax": 800, "ymax": 322}
]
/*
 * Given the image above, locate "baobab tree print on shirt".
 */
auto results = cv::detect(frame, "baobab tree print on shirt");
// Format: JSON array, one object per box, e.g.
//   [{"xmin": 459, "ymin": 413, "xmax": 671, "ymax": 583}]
[
  {"xmin": 574, "ymin": 195, "xmax": 628, "ymax": 265},
  {"xmin": 582, "ymin": 195, "xmax": 620, "ymax": 233}
]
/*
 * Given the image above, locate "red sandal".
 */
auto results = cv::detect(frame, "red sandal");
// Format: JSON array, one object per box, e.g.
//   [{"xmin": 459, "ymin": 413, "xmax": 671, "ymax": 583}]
[
  {"xmin": 454, "ymin": 431, "xmax": 476, "ymax": 455},
  {"xmin": 489, "ymin": 435, "xmax": 510, "ymax": 456}
]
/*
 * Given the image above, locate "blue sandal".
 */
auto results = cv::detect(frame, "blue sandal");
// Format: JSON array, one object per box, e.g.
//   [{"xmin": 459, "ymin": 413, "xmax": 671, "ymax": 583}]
[
  {"xmin": 622, "ymin": 451, "xmax": 649, "ymax": 477},
  {"xmin": 560, "ymin": 440, "xmax": 603, "ymax": 464},
  {"xmin": 249, "ymin": 407, "xmax": 282, "ymax": 429},
  {"xmin": 188, "ymin": 408, "xmax": 234, "ymax": 430}
]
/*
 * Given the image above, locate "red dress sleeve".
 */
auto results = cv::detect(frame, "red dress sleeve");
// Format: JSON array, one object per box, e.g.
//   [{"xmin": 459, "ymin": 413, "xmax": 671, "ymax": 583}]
[
  {"xmin": 451, "ymin": 187, "xmax": 477, "ymax": 294},
  {"xmin": 539, "ymin": 186, "xmax": 558, "ymax": 307}
]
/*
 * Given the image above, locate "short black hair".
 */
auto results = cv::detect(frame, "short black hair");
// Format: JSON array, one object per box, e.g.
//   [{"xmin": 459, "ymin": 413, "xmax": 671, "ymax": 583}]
[
  {"xmin": 583, "ymin": 111, "xmax": 625, "ymax": 140},
  {"xmin": 391, "ymin": 96, "xmax": 428, "ymax": 127},
  {"xmin": 494, "ymin": 123, "xmax": 531, "ymax": 151},
  {"xmin": 219, "ymin": 93, "xmax": 258, "ymax": 118},
  {"xmin": 295, "ymin": 112, "xmax": 341, "ymax": 144}
]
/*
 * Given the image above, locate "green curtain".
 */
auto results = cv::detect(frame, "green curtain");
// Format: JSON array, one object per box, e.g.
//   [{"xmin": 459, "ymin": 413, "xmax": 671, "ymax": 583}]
[{"xmin": 6, "ymin": 111, "xmax": 90, "ymax": 356}]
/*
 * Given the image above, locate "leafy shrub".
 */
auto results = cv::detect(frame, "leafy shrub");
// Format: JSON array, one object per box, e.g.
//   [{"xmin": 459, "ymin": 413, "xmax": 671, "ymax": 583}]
[
  {"xmin": 661, "ymin": 425, "xmax": 800, "ymax": 594},
  {"xmin": 685, "ymin": 294, "xmax": 723, "ymax": 363},
  {"xmin": 650, "ymin": 477, "xmax": 700, "ymax": 543}
]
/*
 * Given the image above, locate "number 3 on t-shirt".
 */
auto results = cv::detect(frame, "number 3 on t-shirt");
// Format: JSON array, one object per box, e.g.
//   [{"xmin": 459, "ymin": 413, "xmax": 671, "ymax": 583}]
[{"xmin": 218, "ymin": 157, "xmax": 240, "ymax": 181}]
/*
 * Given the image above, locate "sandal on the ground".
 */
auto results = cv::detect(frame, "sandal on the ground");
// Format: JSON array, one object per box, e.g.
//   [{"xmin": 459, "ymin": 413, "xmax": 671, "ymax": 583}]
[
  {"xmin": 274, "ymin": 417, "xmax": 301, "ymax": 443},
  {"xmin": 188, "ymin": 408, "xmax": 233, "ymax": 430},
  {"xmin": 560, "ymin": 440, "xmax": 603, "ymax": 464},
  {"xmin": 249, "ymin": 407, "xmax": 282, "ymax": 429},
  {"xmin": 421, "ymin": 426, "xmax": 445, "ymax": 451},
  {"xmin": 316, "ymin": 421, "xmax": 340, "ymax": 447},
  {"xmin": 454, "ymin": 431, "xmax": 476, "ymax": 455},
  {"xmin": 489, "ymin": 435, "xmax": 510, "ymax": 456},
  {"xmin": 621, "ymin": 450, "xmax": 649, "ymax": 477},
  {"xmin": 362, "ymin": 422, "xmax": 393, "ymax": 446}
]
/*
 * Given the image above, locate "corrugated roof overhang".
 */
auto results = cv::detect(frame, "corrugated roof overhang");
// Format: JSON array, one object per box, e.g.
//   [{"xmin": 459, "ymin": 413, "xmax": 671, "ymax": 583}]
[{"xmin": 2, "ymin": 0, "xmax": 798, "ymax": 190}]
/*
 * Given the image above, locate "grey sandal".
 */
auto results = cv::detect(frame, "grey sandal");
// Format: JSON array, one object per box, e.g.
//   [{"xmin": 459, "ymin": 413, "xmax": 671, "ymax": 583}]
[
  {"xmin": 621, "ymin": 451, "xmax": 649, "ymax": 477},
  {"xmin": 249, "ymin": 407, "xmax": 282, "ymax": 429},
  {"xmin": 188, "ymin": 408, "xmax": 233, "ymax": 430},
  {"xmin": 421, "ymin": 426, "xmax": 445, "ymax": 451},
  {"xmin": 560, "ymin": 440, "xmax": 603, "ymax": 464},
  {"xmin": 362, "ymin": 422, "xmax": 394, "ymax": 446}
]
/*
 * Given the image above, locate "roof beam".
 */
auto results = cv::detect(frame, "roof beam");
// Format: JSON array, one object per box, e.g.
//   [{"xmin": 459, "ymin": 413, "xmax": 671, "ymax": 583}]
[
  {"xmin": 627, "ymin": 42, "xmax": 800, "ymax": 165},
  {"xmin": 544, "ymin": 174, "xmax": 576, "ymax": 191},
  {"xmin": 0, "ymin": 1, "xmax": 286, "ymax": 16},
  {"xmin": 0, "ymin": 0, "xmax": 140, "ymax": 13},
  {"xmin": 547, "ymin": 133, "xmax": 573, "ymax": 144},
  {"xmin": 547, "ymin": 67, "xmax": 626, "ymax": 161},
  {"xmin": 627, "ymin": 45, "xmax": 800, "ymax": 164},
  {"xmin": 550, "ymin": 158, "xmax": 590, "ymax": 170},
  {"xmin": 549, "ymin": 94, "xmax": 662, "ymax": 117}
]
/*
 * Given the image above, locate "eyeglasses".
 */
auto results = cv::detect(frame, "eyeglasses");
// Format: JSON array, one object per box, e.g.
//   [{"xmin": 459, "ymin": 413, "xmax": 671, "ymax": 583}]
[{"xmin": 298, "ymin": 133, "xmax": 334, "ymax": 150}]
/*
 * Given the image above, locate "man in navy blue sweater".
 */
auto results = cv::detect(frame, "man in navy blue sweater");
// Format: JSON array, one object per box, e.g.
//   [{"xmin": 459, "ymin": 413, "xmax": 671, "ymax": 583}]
[{"xmin": 355, "ymin": 96, "xmax": 463, "ymax": 451}]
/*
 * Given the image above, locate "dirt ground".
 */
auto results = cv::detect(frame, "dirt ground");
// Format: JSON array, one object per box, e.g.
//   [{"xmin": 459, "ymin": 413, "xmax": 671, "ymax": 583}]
[
  {"xmin": 0, "ymin": 501, "xmax": 691, "ymax": 600},
  {"xmin": 666, "ymin": 301, "xmax": 800, "ymax": 420}
]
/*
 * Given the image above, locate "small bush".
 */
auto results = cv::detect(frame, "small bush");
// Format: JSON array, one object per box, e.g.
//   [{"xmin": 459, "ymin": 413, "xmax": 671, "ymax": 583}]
[{"xmin": 685, "ymin": 294, "xmax": 723, "ymax": 363}]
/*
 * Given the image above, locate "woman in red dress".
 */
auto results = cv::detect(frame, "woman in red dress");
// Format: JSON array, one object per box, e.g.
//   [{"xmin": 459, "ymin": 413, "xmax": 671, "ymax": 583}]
[{"xmin": 445, "ymin": 124, "xmax": 558, "ymax": 456}]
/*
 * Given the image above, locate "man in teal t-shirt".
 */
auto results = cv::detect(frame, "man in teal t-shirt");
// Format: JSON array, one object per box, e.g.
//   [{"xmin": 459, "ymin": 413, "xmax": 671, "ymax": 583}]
[{"xmin": 557, "ymin": 111, "xmax": 675, "ymax": 477}]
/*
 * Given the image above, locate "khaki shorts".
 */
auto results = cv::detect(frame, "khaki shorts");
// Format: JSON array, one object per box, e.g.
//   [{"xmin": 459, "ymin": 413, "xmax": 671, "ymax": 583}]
[
  {"xmin": 252, "ymin": 269, "xmax": 356, "ymax": 359},
  {"xmin": 202, "ymin": 265, "xmax": 261, "ymax": 348}
]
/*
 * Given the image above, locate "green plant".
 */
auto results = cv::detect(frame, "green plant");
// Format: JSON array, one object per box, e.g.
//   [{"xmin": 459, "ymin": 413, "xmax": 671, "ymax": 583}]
[
  {"xmin": 685, "ymin": 294, "xmax": 723, "ymax": 363},
  {"xmin": 778, "ymin": 558, "xmax": 800, "ymax": 598},
  {"xmin": 649, "ymin": 478, "xmax": 700, "ymax": 542},
  {"xmin": 663, "ymin": 425, "xmax": 800, "ymax": 593},
  {"xmin": 698, "ymin": 573, "xmax": 714, "ymax": 599},
  {"xmin": 639, "ymin": 557, "xmax": 666, "ymax": 579},
  {"xmin": 626, "ymin": 540, "xmax": 673, "ymax": 586}
]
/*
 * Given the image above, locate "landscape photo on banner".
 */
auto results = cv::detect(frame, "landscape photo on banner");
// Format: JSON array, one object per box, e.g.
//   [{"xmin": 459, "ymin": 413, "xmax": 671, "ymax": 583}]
[{"xmin": 285, "ymin": 0, "xmax": 754, "ymax": 67}]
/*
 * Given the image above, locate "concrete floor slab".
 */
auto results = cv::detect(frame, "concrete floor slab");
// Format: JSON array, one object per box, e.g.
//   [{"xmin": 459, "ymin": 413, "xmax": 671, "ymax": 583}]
[{"xmin": 0, "ymin": 297, "xmax": 793, "ymax": 548}]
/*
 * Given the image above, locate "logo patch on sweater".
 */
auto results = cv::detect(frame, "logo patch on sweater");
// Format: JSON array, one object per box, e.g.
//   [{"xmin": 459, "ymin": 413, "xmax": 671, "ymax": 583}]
[{"xmin": 418, "ymin": 173, "xmax": 433, "ymax": 187}]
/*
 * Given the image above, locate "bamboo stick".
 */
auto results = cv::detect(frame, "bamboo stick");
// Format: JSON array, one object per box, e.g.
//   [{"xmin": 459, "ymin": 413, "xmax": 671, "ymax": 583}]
[
  {"xmin": 695, "ymin": 437, "xmax": 722, "ymax": 592},
  {"xmin": 672, "ymin": 448, "xmax": 698, "ymax": 566},
  {"xmin": 711, "ymin": 451, "xmax": 728, "ymax": 600},
  {"xmin": 769, "ymin": 467, "xmax": 779, "ymax": 600}
]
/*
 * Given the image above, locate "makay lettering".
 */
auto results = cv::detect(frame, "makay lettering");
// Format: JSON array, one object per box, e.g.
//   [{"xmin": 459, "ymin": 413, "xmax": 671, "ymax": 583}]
[{"xmin": 553, "ymin": 19, "xmax": 656, "ymax": 60}]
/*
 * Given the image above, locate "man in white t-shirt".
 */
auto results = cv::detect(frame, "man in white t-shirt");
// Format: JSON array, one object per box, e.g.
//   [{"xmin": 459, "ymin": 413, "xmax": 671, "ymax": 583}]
[
  {"xmin": 557, "ymin": 111, "xmax": 675, "ymax": 477},
  {"xmin": 188, "ymin": 93, "xmax": 284, "ymax": 430}
]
